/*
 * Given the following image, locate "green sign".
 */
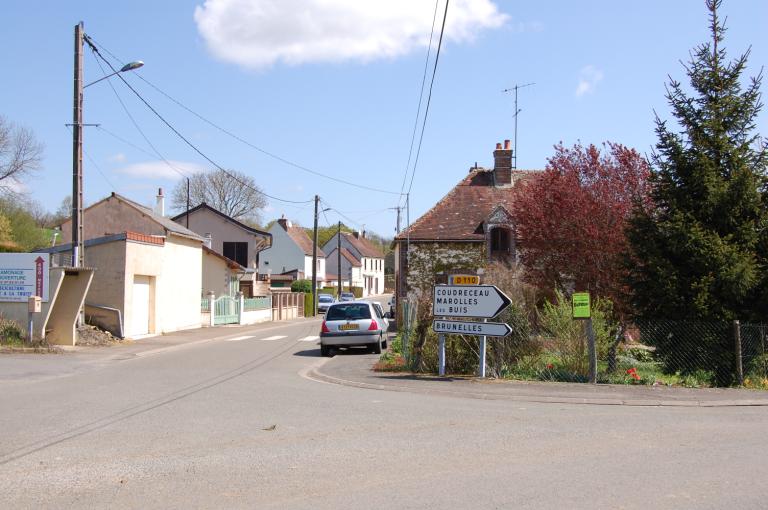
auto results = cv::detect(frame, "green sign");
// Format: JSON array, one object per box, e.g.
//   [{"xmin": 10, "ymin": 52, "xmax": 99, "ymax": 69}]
[{"xmin": 572, "ymin": 292, "xmax": 590, "ymax": 319}]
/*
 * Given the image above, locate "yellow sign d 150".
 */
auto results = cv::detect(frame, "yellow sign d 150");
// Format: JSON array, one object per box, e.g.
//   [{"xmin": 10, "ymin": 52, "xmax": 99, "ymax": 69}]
[{"xmin": 572, "ymin": 292, "xmax": 590, "ymax": 319}]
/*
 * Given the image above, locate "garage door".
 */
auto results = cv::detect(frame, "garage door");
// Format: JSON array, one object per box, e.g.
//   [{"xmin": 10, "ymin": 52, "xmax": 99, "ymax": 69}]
[{"xmin": 131, "ymin": 275, "xmax": 151, "ymax": 336}]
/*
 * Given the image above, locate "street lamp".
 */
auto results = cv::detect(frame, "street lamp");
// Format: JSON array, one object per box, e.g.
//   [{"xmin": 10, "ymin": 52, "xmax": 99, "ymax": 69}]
[{"xmin": 71, "ymin": 21, "xmax": 143, "ymax": 267}]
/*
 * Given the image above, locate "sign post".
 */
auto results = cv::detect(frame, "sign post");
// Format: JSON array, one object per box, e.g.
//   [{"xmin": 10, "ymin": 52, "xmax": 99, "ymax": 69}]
[
  {"xmin": 438, "ymin": 334, "xmax": 446, "ymax": 376},
  {"xmin": 572, "ymin": 292, "xmax": 597, "ymax": 384}
]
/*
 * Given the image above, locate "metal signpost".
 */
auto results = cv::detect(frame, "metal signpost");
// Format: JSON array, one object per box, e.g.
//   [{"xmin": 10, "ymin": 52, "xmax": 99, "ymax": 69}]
[{"xmin": 432, "ymin": 283, "xmax": 512, "ymax": 377}]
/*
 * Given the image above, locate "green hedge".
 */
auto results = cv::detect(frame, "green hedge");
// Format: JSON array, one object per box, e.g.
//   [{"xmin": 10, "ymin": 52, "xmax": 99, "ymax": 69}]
[{"xmin": 319, "ymin": 286, "xmax": 363, "ymax": 298}]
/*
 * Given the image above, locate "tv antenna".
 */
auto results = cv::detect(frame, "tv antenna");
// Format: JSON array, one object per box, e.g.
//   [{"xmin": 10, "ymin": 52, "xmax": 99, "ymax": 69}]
[{"xmin": 502, "ymin": 82, "xmax": 535, "ymax": 169}]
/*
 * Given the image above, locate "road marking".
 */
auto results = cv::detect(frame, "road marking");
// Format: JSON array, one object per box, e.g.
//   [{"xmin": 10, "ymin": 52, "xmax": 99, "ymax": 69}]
[
  {"xmin": 261, "ymin": 335, "xmax": 287, "ymax": 341},
  {"xmin": 225, "ymin": 335, "xmax": 255, "ymax": 342},
  {"xmin": 301, "ymin": 335, "xmax": 320, "ymax": 342}
]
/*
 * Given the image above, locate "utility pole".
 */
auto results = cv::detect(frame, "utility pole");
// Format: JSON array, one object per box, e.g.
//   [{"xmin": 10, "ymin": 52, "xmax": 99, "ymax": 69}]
[
  {"xmin": 186, "ymin": 177, "xmax": 190, "ymax": 228},
  {"xmin": 72, "ymin": 22, "xmax": 84, "ymax": 267},
  {"xmin": 311, "ymin": 195, "xmax": 319, "ymax": 316},
  {"xmin": 337, "ymin": 221, "xmax": 342, "ymax": 297},
  {"xmin": 395, "ymin": 206, "xmax": 401, "ymax": 234},
  {"xmin": 502, "ymin": 82, "xmax": 535, "ymax": 169}
]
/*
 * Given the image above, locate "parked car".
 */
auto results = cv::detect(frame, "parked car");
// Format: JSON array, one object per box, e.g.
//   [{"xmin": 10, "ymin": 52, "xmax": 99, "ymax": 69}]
[
  {"xmin": 339, "ymin": 292, "xmax": 356, "ymax": 302},
  {"xmin": 367, "ymin": 301, "xmax": 389, "ymax": 331},
  {"xmin": 317, "ymin": 293, "xmax": 335, "ymax": 313},
  {"xmin": 320, "ymin": 301, "xmax": 387, "ymax": 356},
  {"xmin": 387, "ymin": 296, "xmax": 395, "ymax": 318}
]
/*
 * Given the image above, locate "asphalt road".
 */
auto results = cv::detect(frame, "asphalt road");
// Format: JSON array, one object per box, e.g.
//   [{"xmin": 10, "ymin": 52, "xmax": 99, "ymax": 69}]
[{"xmin": 1, "ymin": 302, "xmax": 767, "ymax": 509}]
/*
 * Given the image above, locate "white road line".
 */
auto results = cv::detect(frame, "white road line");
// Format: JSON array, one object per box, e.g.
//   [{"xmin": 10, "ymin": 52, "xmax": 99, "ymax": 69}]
[
  {"xmin": 261, "ymin": 335, "xmax": 287, "ymax": 341},
  {"xmin": 225, "ymin": 335, "xmax": 255, "ymax": 342},
  {"xmin": 301, "ymin": 335, "xmax": 320, "ymax": 342}
]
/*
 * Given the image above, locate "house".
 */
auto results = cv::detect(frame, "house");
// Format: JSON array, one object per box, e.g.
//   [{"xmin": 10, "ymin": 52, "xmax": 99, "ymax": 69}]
[
  {"xmin": 258, "ymin": 216, "xmax": 326, "ymax": 288},
  {"xmin": 53, "ymin": 192, "xmax": 204, "ymax": 338},
  {"xmin": 323, "ymin": 231, "xmax": 385, "ymax": 296},
  {"xmin": 392, "ymin": 140, "xmax": 537, "ymax": 299},
  {"xmin": 172, "ymin": 202, "xmax": 272, "ymax": 297},
  {"xmin": 323, "ymin": 247, "xmax": 363, "ymax": 292},
  {"xmin": 202, "ymin": 245, "xmax": 247, "ymax": 298}
]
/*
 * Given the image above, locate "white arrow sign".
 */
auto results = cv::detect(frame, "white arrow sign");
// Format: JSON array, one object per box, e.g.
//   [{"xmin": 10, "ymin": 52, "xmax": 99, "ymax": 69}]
[
  {"xmin": 432, "ymin": 319, "xmax": 512, "ymax": 337},
  {"xmin": 432, "ymin": 284, "xmax": 511, "ymax": 319}
]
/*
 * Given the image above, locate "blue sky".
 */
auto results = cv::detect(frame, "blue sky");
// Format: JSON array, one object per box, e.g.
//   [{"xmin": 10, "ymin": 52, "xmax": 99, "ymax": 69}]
[{"xmin": 3, "ymin": 0, "xmax": 767, "ymax": 238}]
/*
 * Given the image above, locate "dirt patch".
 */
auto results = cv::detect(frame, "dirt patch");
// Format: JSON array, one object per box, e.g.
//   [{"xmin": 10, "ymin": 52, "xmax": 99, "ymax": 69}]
[{"xmin": 76, "ymin": 324, "xmax": 125, "ymax": 346}]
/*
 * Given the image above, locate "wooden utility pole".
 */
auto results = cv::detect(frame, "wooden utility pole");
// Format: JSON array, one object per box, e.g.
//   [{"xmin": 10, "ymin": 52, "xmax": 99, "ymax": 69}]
[{"xmin": 311, "ymin": 195, "xmax": 319, "ymax": 316}]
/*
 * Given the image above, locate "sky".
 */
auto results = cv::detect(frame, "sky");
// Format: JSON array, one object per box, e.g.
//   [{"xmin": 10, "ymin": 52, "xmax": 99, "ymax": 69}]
[{"xmin": 3, "ymin": 0, "xmax": 767, "ymax": 239}]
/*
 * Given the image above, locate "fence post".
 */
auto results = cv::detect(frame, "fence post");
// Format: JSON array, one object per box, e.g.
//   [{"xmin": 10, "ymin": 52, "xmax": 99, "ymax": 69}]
[
  {"xmin": 587, "ymin": 318, "xmax": 597, "ymax": 384},
  {"xmin": 207, "ymin": 292, "xmax": 215, "ymax": 327},
  {"xmin": 237, "ymin": 292, "xmax": 244, "ymax": 325},
  {"xmin": 734, "ymin": 320, "xmax": 744, "ymax": 386}
]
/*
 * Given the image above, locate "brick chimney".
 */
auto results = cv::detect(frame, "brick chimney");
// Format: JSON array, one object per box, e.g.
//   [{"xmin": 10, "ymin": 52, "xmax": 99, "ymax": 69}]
[
  {"xmin": 493, "ymin": 140, "xmax": 513, "ymax": 186},
  {"xmin": 155, "ymin": 188, "xmax": 165, "ymax": 216},
  {"xmin": 277, "ymin": 215, "xmax": 291, "ymax": 231}
]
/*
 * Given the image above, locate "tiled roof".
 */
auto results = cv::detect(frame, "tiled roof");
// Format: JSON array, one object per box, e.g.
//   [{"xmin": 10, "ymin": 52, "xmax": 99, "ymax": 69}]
[
  {"xmin": 344, "ymin": 232, "xmax": 384, "ymax": 258},
  {"xmin": 395, "ymin": 169, "xmax": 539, "ymax": 242},
  {"xmin": 172, "ymin": 203, "xmax": 271, "ymax": 239},
  {"xmin": 286, "ymin": 224, "xmax": 326, "ymax": 257},
  {"xmin": 113, "ymin": 193, "xmax": 204, "ymax": 241},
  {"xmin": 339, "ymin": 247, "xmax": 362, "ymax": 267}
]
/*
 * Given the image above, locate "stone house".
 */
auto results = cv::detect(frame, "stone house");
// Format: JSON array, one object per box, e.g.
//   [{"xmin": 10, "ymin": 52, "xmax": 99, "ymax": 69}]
[{"xmin": 393, "ymin": 140, "xmax": 537, "ymax": 299}]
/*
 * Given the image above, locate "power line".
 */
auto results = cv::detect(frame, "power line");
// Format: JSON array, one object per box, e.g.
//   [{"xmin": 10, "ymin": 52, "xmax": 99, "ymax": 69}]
[
  {"xmin": 398, "ymin": 0, "xmax": 441, "ymax": 206},
  {"xmin": 406, "ymin": 0, "xmax": 450, "ymax": 198},
  {"xmin": 88, "ymin": 47, "xmax": 190, "ymax": 181},
  {"xmin": 84, "ymin": 35, "xmax": 312, "ymax": 206},
  {"xmin": 85, "ymin": 35, "xmax": 401, "ymax": 197},
  {"xmin": 64, "ymin": 125, "xmax": 119, "ymax": 191}
]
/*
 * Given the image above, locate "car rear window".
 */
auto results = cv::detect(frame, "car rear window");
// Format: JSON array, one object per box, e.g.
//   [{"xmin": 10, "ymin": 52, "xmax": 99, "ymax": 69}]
[
  {"xmin": 327, "ymin": 303, "xmax": 371, "ymax": 321},
  {"xmin": 319, "ymin": 295, "xmax": 333, "ymax": 302}
]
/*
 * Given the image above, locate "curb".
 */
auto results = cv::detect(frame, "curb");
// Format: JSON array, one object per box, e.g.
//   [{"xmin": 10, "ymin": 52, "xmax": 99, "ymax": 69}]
[{"xmin": 308, "ymin": 363, "xmax": 768, "ymax": 408}]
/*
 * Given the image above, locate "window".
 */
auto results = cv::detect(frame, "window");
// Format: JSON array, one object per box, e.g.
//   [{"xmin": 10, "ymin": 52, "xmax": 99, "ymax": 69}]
[
  {"xmin": 490, "ymin": 228, "xmax": 512, "ymax": 258},
  {"xmin": 223, "ymin": 242, "xmax": 248, "ymax": 267}
]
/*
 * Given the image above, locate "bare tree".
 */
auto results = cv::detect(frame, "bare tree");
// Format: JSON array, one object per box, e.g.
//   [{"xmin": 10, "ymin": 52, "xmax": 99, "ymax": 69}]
[
  {"xmin": 171, "ymin": 168, "xmax": 268, "ymax": 224},
  {"xmin": 0, "ymin": 116, "xmax": 43, "ymax": 193}
]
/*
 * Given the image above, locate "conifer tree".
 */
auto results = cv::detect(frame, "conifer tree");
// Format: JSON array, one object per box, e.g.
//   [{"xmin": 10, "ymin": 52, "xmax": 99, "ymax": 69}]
[{"xmin": 627, "ymin": 0, "xmax": 768, "ymax": 323}]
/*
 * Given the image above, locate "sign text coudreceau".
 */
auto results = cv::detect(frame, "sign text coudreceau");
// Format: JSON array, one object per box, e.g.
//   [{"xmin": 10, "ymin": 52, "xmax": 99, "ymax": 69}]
[{"xmin": 433, "ymin": 286, "xmax": 492, "ymax": 315}]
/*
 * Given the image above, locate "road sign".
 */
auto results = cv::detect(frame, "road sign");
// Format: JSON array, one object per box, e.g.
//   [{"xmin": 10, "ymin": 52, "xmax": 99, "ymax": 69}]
[
  {"xmin": 448, "ymin": 274, "xmax": 480, "ymax": 285},
  {"xmin": 0, "ymin": 253, "xmax": 49, "ymax": 302},
  {"xmin": 433, "ymin": 319, "xmax": 512, "ymax": 337},
  {"xmin": 433, "ymin": 284, "xmax": 511, "ymax": 318},
  {"xmin": 572, "ymin": 292, "xmax": 590, "ymax": 319}
]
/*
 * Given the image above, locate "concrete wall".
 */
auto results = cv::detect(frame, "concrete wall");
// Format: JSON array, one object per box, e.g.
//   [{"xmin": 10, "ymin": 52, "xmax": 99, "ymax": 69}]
[
  {"xmin": 259, "ymin": 223, "xmax": 305, "ymax": 275},
  {"xmin": 83, "ymin": 238, "xmax": 128, "ymax": 315},
  {"xmin": 46, "ymin": 268, "xmax": 94, "ymax": 345},
  {"xmin": 157, "ymin": 235, "xmax": 202, "ymax": 334},
  {"xmin": 303, "ymin": 255, "xmax": 326, "ymax": 284},
  {"xmin": 241, "ymin": 308, "xmax": 271, "ymax": 325}
]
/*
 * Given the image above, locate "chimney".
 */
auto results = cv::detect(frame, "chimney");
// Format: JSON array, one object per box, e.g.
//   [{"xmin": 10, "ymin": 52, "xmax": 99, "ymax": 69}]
[
  {"xmin": 493, "ymin": 140, "xmax": 513, "ymax": 186},
  {"xmin": 277, "ymin": 214, "xmax": 291, "ymax": 231},
  {"xmin": 155, "ymin": 188, "xmax": 165, "ymax": 216},
  {"xmin": 353, "ymin": 230, "xmax": 361, "ymax": 239},
  {"xmin": 204, "ymin": 233, "xmax": 212, "ymax": 249}
]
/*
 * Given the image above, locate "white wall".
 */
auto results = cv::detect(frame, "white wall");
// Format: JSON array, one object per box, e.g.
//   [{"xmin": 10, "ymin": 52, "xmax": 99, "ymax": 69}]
[
  {"xmin": 303, "ymin": 255, "xmax": 326, "ymax": 283},
  {"xmin": 259, "ymin": 223, "xmax": 305, "ymax": 275}
]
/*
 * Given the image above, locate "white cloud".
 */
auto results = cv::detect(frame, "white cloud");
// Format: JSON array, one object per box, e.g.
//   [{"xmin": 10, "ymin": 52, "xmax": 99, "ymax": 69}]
[
  {"xmin": 115, "ymin": 160, "xmax": 208, "ymax": 180},
  {"xmin": 194, "ymin": 0, "xmax": 508, "ymax": 69},
  {"xmin": 108, "ymin": 153, "xmax": 127, "ymax": 163},
  {"xmin": 575, "ymin": 65, "xmax": 603, "ymax": 97}
]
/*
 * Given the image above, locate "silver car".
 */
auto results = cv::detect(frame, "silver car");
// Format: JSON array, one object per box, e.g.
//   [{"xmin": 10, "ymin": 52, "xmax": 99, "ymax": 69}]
[
  {"xmin": 317, "ymin": 293, "xmax": 335, "ymax": 313},
  {"xmin": 320, "ymin": 301, "xmax": 387, "ymax": 357}
]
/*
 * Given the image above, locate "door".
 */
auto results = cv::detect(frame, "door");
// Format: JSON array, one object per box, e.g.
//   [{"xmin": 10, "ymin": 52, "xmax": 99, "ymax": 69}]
[{"xmin": 131, "ymin": 275, "xmax": 151, "ymax": 336}]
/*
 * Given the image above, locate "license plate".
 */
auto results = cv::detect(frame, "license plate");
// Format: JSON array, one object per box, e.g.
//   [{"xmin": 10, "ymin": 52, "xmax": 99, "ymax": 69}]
[{"xmin": 339, "ymin": 323, "xmax": 359, "ymax": 331}]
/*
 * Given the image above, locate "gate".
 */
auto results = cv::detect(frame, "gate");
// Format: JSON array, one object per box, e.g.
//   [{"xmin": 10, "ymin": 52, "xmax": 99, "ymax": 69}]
[{"xmin": 214, "ymin": 296, "xmax": 240, "ymax": 325}]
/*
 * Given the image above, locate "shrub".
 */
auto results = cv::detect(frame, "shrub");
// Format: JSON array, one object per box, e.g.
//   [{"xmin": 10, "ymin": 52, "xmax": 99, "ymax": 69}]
[
  {"xmin": 0, "ymin": 316, "xmax": 25, "ymax": 346},
  {"xmin": 291, "ymin": 279, "xmax": 312, "ymax": 293}
]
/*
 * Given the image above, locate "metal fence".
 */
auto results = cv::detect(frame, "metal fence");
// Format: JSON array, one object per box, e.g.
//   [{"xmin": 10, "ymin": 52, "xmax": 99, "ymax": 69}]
[
  {"xmin": 244, "ymin": 297, "xmax": 271, "ymax": 311},
  {"xmin": 396, "ymin": 310, "xmax": 768, "ymax": 389}
]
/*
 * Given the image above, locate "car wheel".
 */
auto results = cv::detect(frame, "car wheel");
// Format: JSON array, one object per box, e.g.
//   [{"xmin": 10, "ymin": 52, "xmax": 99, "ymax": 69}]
[
  {"xmin": 372, "ymin": 337, "xmax": 382, "ymax": 354},
  {"xmin": 321, "ymin": 345, "xmax": 333, "ymax": 357},
  {"xmin": 382, "ymin": 337, "xmax": 388, "ymax": 350}
]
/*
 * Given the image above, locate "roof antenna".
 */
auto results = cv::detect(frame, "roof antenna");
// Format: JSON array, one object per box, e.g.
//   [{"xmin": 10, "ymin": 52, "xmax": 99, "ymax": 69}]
[{"xmin": 502, "ymin": 82, "xmax": 535, "ymax": 169}]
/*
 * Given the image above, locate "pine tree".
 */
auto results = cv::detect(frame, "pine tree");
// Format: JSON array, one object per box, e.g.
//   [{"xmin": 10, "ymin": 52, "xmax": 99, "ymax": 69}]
[{"xmin": 627, "ymin": 0, "xmax": 768, "ymax": 323}]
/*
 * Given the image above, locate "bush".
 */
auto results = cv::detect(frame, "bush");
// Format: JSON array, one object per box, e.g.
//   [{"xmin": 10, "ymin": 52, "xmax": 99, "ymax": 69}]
[
  {"xmin": 0, "ymin": 316, "xmax": 25, "ymax": 346},
  {"xmin": 291, "ymin": 279, "xmax": 313, "ymax": 293}
]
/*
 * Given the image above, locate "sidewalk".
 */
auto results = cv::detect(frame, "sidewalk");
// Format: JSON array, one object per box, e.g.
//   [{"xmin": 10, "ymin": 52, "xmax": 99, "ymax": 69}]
[{"xmin": 310, "ymin": 353, "xmax": 768, "ymax": 407}]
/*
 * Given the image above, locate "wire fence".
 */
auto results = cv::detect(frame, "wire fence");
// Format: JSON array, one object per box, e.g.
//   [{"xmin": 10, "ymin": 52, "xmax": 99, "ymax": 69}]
[{"xmin": 395, "ymin": 300, "xmax": 768, "ymax": 389}]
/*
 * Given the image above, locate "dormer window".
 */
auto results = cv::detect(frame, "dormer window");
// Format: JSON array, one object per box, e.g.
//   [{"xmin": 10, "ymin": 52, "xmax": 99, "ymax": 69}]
[{"xmin": 490, "ymin": 227, "xmax": 512, "ymax": 258}]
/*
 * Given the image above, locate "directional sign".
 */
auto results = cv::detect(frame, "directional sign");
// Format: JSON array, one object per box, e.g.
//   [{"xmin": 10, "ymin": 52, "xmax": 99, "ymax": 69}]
[
  {"xmin": 433, "ymin": 284, "xmax": 511, "ymax": 319},
  {"xmin": 433, "ymin": 319, "xmax": 512, "ymax": 337},
  {"xmin": 449, "ymin": 274, "xmax": 480, "ymax": 285},
  {"xmin": 0, "ymin": 253, "xmax": 49, "ymax": 302}
]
